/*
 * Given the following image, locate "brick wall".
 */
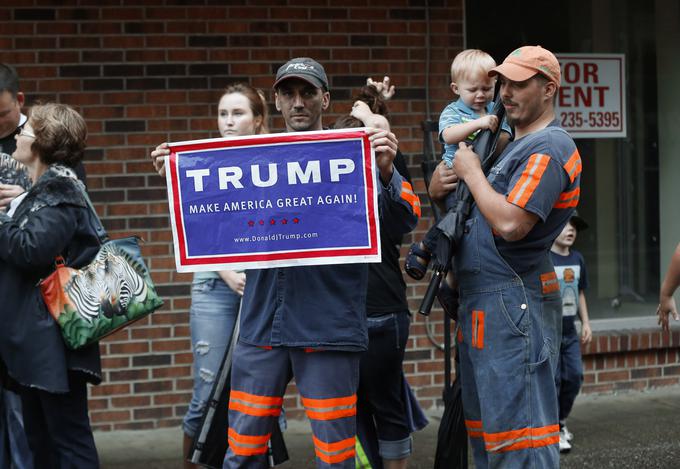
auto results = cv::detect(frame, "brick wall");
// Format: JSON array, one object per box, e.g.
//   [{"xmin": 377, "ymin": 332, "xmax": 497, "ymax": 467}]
[
  {"xmin": 581, "ymin": 330, "xmax": 680, "ymax": 394},
  {"xmin": 4, "ymin": 1, "xmax": 677, "ymax": 432},
  {"xmin": 0, "ymin": 0, "xmax": 464, "ymax": 430}
]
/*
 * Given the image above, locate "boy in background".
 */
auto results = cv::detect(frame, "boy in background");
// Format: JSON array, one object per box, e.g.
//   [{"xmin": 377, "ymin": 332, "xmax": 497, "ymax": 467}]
[
  {"xmin": 405, "ymin": 49, "xmax": 511, "ymax": 280},
  {"xmin": 550, "ymin": 213, "xmax": 592, "ymax": 452}
]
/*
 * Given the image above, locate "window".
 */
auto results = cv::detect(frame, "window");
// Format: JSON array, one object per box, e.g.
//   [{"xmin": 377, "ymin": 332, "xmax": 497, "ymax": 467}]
[{"xmin": 465, "ymin": 0, "xmax": 679, "ymax": 320}]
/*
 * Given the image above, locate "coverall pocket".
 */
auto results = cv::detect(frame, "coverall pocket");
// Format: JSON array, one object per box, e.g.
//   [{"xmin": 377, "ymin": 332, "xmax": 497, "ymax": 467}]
[
  {"xmin": 456, "ymin": 218, "xmax": 480, "ymax": 274},
  {"xmin": 541, "ymin": 294, "xmax": 562, "ymax": 354},
  {"xmin": 529, "ymin": 339, "xmax": 552, "ymax": 373},
  {"xmin": 498, "ymin": 287, "xmax": 529, "ymax": 337}
]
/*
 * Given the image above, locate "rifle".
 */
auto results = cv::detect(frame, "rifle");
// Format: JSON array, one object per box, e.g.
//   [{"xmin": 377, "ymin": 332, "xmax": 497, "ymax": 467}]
[{"xmin": 418, "ymin": 98, "xmax": 507, "ymax": 316}]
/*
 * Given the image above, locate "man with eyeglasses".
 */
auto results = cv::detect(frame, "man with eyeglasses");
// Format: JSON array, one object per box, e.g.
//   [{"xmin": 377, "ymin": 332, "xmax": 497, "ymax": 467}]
[
  {"xmin": 0, "ymin": 63, "xmax": 31, "ymax": 210},
  {"xmin": 0, "ymin": 64, "xmax": 86, "ymax": 211}
]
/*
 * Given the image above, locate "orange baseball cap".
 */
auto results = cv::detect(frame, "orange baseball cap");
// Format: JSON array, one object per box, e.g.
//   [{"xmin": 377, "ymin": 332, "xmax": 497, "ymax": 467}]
[{"xmin": 489, "ymin": 46, "xmax": 561, "ymax": 87}]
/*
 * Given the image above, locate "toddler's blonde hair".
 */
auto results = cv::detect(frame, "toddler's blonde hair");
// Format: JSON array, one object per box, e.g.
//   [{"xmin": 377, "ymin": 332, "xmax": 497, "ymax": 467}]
[{"xmin": 450, "ymin": 49, "xmax": 497, "ymax": 83}]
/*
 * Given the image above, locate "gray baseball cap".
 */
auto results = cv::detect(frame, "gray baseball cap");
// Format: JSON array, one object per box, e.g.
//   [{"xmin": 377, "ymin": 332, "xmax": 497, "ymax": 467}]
[{"xmin": 273, "ymin": 57, "xmax": 329, "ymax": 91}]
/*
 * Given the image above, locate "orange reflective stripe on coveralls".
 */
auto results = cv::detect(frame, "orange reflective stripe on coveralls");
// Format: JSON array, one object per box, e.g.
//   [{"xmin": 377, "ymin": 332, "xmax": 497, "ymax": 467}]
[
  {"xmin": 227, "ymin": 428, "xmax": 271, "ymax": 456},
  {"xmin": 483, "ymin": 424, "xmax": 560, "ymax": 453},
  {"xmin": 302, "ymin": 395, "xmax": 357, "ymax": 421},
  {"xmin": 228, "ymin": 390, "xmax": 283, "ymax": 417},
  {"xmin": 312, "ymin": 435, "xmax": 356, "ymax": 465}
]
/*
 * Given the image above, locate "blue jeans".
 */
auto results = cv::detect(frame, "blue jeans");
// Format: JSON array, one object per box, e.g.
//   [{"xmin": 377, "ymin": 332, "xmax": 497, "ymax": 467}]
[
  {"xmin": 556, "ymin": 318, "xmax": 583, "ymax": 422},
  {"xmin": 358, "ymin": 312, "xmax": 412, "ymax": 459},
  {"xmin": 1, "ymin": 388, "xmax": 33, "ymax": 469},
  {"xmin": 183, "ymin": 278, "xmax": 240, "ymax": 437}
]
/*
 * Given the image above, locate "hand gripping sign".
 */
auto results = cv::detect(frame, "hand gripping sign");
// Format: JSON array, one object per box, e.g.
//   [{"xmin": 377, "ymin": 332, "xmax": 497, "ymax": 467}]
[{"xmin": 165, "ymin": 129, "xmax": 381, "ymax": 272}]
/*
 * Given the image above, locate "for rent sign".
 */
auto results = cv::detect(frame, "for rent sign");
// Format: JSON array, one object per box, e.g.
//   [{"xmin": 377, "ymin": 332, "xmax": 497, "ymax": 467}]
[
  {"xmin": 556, "ymin": 54, "xmax": 626, "ymax": 139},
  {"xmin": 165, "ymin": 129, "xmax": 381, "ymax": 272}
]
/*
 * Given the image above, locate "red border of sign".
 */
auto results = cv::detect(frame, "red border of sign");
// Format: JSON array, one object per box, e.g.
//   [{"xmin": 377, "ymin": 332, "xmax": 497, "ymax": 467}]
[
  {"xmin": 556, "ymin": 54, "xmax": 625, "ymax": 135},
  {"xmin": 167, "ymin": 129, "xmax": 379, "ymax": 269}
]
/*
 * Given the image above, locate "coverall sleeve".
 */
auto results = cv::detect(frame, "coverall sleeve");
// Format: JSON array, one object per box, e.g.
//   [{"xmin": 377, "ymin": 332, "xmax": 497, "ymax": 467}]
[
  {"xmin": 504, "ymin": 153, "xmax": 570, "ymax": 222},
  {"xmin": 377, "ymin": 166, "xmax": 421, "ymax": 238}
]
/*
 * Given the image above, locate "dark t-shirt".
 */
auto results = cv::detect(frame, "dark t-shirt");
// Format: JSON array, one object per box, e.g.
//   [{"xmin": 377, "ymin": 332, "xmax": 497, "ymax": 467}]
[
  {"xmin": 366, "ymin": 151, "xmax": 411, "ymax": 316},
  {"xmin": 551, "ymin": 249, "xmax": 588, "ymax": 332}
]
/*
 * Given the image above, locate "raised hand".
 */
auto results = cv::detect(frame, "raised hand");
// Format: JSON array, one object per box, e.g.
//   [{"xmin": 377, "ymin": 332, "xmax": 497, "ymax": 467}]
[
  {"xmin": 657, "ymin": 296, "xmax": 679, "ymax": 332},
  {"xmin": 366, "ymin": 76, "xmax": 395, "ymax": 101}
]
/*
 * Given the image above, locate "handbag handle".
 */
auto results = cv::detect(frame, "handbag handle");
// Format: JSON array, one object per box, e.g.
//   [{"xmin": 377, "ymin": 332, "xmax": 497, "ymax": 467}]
[
  {"xmin": 44, "ymin": 179, "xmax": 108, "ymax": 271},
  {"xmin": 73, "ymin": 180, "xmax": 110, "ymax": 246}
]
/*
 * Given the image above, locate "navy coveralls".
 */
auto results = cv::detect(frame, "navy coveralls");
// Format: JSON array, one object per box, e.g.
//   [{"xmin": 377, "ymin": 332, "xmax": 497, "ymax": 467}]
[
  {"xmin": 455, "ymin": 123, "xmax": 581, "ymax": 469},
  {"xmin": 224, "ymin": 168, "xmax": 420, "ymax": 469}
]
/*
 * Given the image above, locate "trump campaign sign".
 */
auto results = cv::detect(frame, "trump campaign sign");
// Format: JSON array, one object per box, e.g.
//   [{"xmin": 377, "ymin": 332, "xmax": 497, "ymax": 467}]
[
  {"xmin": 556, "ymin": 54, "xmax": 626, "ymax": 139},
  {"xmin": 165, "ymin": 129, "xmax": 381, "ymax": 272}
]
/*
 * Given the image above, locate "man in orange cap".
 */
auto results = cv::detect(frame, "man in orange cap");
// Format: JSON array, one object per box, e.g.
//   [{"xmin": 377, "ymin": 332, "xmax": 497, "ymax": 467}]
[{"xmin": 441, "ymin": 45, "xmax": 581, "ymax": 468}]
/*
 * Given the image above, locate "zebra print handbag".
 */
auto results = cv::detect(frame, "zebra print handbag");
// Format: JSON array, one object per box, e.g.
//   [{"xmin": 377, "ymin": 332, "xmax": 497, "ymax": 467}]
[{"xmin": 39, "ymin": 190, "xmax": 164, "ymax": 350}]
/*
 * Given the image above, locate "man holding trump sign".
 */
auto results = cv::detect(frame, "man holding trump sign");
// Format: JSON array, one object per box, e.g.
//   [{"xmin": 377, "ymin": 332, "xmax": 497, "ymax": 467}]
[
  {"xmin": 227, "ymin": 58, "xmax": 419, "ymax": 469},
  {"xmin": 154, "ymin": 57, "xmax": 419, "ymax": 468}
]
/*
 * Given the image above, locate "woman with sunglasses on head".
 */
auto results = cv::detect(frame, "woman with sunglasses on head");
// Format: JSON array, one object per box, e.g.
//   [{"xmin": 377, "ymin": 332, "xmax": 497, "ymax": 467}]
[{"xmin": 0, "ymin": 103, "xmax": 101, "ymax": 468}]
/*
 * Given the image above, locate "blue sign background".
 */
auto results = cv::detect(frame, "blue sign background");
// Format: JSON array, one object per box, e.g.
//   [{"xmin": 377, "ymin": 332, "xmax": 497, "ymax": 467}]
[{"xmin": 176, "ymin": 139, "xmax": 370, "ymax": 257}]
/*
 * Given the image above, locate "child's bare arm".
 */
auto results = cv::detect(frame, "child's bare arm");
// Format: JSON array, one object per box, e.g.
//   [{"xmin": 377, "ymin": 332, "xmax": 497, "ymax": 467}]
[
  {"xmin": 441, "ymin": 115, "xmax": 498, "ymax": 145},
  {"xmin": 351, "ymin": 101, "xmax": 390, "ymax": 131},
  {"xmin": 578, "ymin": 290, "xmax": 592, "ymax": 344}
]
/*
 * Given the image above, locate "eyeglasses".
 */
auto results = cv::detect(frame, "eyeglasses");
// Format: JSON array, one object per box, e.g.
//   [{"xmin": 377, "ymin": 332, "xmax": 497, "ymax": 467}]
[{"xmin": 18, "ymin": 127, "xmax": 35, "ymax": 139}]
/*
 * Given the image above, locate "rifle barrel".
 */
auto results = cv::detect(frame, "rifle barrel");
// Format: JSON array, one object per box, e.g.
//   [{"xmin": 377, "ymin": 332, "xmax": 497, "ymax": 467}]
[{"xmin": 418, "ymin": 270, "xmax": 443, "ymax": 316}]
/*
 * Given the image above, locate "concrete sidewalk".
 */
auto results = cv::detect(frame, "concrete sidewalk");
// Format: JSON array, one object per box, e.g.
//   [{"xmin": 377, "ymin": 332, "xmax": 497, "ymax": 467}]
[{"xmin": 97, "ymin": 386, "xmax": 680, "ymax": 468}]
